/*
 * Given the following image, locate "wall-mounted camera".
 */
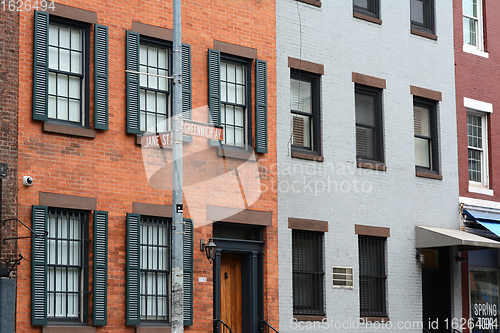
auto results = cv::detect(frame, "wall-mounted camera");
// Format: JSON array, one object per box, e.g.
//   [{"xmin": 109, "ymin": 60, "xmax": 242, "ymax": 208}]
[{"xmin": 23, "ymin": 176, "xmax": 34, "ymax": 187}]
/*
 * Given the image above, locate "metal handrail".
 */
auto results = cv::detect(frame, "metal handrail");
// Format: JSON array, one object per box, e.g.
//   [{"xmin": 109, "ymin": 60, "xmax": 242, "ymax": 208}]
[
  {"xmin": 214, "ymin": 319, "xmax": 233, "ymax": 333},
  {"xmin": 261, "ymin": 319, "xmax": 279, "ymax": 333}
]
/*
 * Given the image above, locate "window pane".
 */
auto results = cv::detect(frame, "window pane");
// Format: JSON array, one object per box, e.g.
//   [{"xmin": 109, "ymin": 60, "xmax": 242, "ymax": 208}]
[
  {"xmin": 68, "ymin": 76, "xmax": 80, "ymax": 99},
  {"xmin": 57, "ymin": 98, "xmax": 69, "ymax": 120},
  {"xmin": 140, "ymin": 44, "xmax": 147, "ymax": 65},
  {"xmin": 157, "ymin": 115, "xmax": 167, "ymax": 133},
  {"xmin": 467, "ymin": 114, "xmax": 482, "ymax": 149},
  {"xmin": 157, "ymin": 93, "xmax": 167, "ymax": 115},
  {"xmin": 290, "ymin": 79, "xmax": 312, "ymax": 114},
  {"xmin": 463, "ymin": 17, "xmax": 478, "ymax": 47},
  {"xmin": 57, "ymin": 74, "xmax": 68, "ymax": 97},
  {"xmin": 411, "ymin": 0, "xmax": 424, "ymax": 24},
  {"xmin": 158, "ymin": 48, "xmax": 167, "ymax": 69},
  {"xmin": 235, "ymin": 128, "xmax": 244, "ymax": 147},
  {"xmin": 236, "ymin": 84, "xmax": 244, "ymax": 104},
  {"xmin": 236, "ymin": 65, "xmax": 244, "ymax": 84},
  {"xmin": 60, "ymin": 49, "xmax": 70, "ymax": 72},
  {"xmin": 225, "ymin": 105, "xmax": 234, "ymax": 125},
  {"xmin": 49, "ymin": 46, "xmax": 59, "ymax": 70},
  {"xmin": 147, "ymin": 113, "xmax": 156, "ymax": 132},
  {"xmin": 355, "ymin": 93, "xmax": 376, "ymax": 126},
  {"xmin": 147, "ymin": 91, "xmax": 156, "ymax": 112},
  {"xmin": 221, "ymin": 82, "xmax": 227, "ymax": 102},
  {"xmin": 414, "ymin": 106, "xmax": 431, "ymax": 137},
  {"xmin": 49, "ymin": 73, "xmax": 57, "ymax": 95},
  {"xmin": 148, "ymin": 67, "xmax": 158, "ymax": 89},
  {"xmin": 469, "ymin": 148, "xmax": 482, "ymax": 182},
  {"xmin": 291, "ymin": 114, "xmax": 311, "ymax": 148},
  {"xmin": 235, "ymin": 107, "xmax": 244, "ymax": 127},
  {"xmin": 71, "ymin": 51, "xmax": 82, "ymax": 75},
  {"xmin": 158, "ymin": 69, "xmax": 167, "ymax": 91},
  {"xmin": 49, "ymin": 24, "xmax": 58, "ymax": 46},
  {"xmin": 140, "ymin": 65, "xmax": 148, "ymax": 87},
  {"xmin": 463, "ymin": 0, "xmax": 477, "ymax": 18},
  {"xmin": 148, "ymin": 46, "xmax": 158, "ymax": 67},
  {"xmin": 59, "ymin": 26, "xmax": 70, "ymax": 49},
  {"xmin": 354, "ymin": 0, "xmax": 369, "ymax": 9},
  {"xmin": 227, "ymin": 83, "xmax": 236, "ymax": 103},
  {"xmin": 48, "ymin": 96, "xmax": 57, "ymax": 119},
  {"xmin": 70, "ymin": 29, "xmax": 81, "ymax": 51},
  {"xmin": 415, "ymin": 137, "xmax": 431, "ymax": 168},
  {"xmin": 225, "ymin": 126, "xmax": 235, "ymax": 145},
  {"xmin": 69, "ymin": 100, "xmax": 80, "ymax": 122},
  {"xmin": 356, "ymin": 126, "xmax": 375, "ymax": 160},
  {"xmin": 227, "ymin": 63, "xmax": 235, "ymax": 82}
]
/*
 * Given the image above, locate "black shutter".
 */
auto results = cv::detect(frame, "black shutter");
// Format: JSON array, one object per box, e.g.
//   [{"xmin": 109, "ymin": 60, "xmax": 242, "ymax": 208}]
[
  {"xmin": 126, "ymin": 213, "xmax": 141, "ymax": 325},
  {"xmin": 208, "ymin": 49, "xmax": 221, "ymax": 126},
  {"xmin": 93, "ymin": 211, "xmax": 108, "ymax": 325},
  {"xmin": 183, "ymin": 219, "xmax": 194, "ymax": 326},
  {"xmin": 126, "ymin": 31, "xmax": 140, "ymax": 134},
  {"xmin": 94, "ymin": 25, "xmax": 109, "ymax": 130},
  {"xmin": 255, "ymin": 59, "xmax": 268, "ymax": 153},
  {"xmin": 182, "ymin": 43, "xmax": 192, "ymax": 121},
  {"xmin": 31, "ymin": 205, "xmax": 48, "ymax": 325},
  {"xmin": 33, "ymin": 11, "xmax": 49, "ymax": 121}
]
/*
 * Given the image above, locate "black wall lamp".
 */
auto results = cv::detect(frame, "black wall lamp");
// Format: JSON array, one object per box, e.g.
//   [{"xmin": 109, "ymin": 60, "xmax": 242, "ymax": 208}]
[{"xmin": 200, "ymin": 238, "xmax": 217, "ymax": 263}]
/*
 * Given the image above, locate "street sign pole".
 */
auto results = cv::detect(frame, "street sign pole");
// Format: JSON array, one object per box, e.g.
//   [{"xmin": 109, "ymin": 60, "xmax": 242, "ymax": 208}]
[{"xmin": 171, "ymin": 0, "xmax": 184, "ymax": 330}]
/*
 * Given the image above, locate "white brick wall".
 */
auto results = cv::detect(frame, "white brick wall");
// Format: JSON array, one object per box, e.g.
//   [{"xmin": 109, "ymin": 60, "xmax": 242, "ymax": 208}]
[{"xmin": 277, "ymin": 1, "xmax": 460, "ymax": 332}]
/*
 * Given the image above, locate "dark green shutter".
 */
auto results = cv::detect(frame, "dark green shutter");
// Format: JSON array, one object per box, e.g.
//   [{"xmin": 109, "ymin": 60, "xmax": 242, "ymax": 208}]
[
  {"xmin": 93, "ymin": 211, "xmax": 108, "ymax": 326},
  {"xmin": 31, "ymin": 205, "xmax": 48, "ymax": 325},
  {"xmin": 182, "ymin": 44, "xmax": 192, "ymax": 121},
  {"xmin": 126, "ymin": 213, "xmax": 141, "ymax": 325},
  {"xmin": 208, "ymin": 49, "xmax": 221, "ymax": 126},
  {"xmin": 255, "ymin": 59, "xmax": 268, "ymax": 153},
  {"xmin": 183, "ymin": 219, "xmax": 194, "ymax": 326},
  {"xmin": 33, "ymin": 11, "xmax": 49, "ymax": 121},
  {"xmin": 126, "ymin": 31, "xmax": 140, "ymax": 134},
  {"xmin": 94, "ymin": 25, "xmax": 109, "ymax": 130}
]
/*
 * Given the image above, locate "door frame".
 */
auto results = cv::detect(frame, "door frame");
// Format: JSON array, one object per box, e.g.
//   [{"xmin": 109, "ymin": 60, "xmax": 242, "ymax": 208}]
[{"xmin": 213, "ymin": 239, "xmax": 264, "ymax": 333}]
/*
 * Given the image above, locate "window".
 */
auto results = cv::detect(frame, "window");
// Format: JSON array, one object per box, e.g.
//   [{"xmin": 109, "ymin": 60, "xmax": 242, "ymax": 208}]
[
  {"xmin": 207, "ymin": 49, "xmax": 268, "ymax": 153},
  {"xmin": 140, "ymin": 41, "xmax": 171, "ymax": 133},
  {"xmin": 33, "ymin": 11, "xmax": 109, "ymax": 131},
  {"xmin": 292, "ymin": 230, "xmax": 324, "ymax": 316},
  {"xmin": 31, "ymin": 205, "xmax": 108, "ymax": 326},
  {"xmin": 48, "ymin": 21, "xmax": 87, "ymax": 126},
  {"xmin": 47, "ymin": 208, "xmax": 88, "ymax": 321},
  {"xmin": 358, "ymin": 235, "xmax": 387, "ymax": 317},
  {"xmin": 414, "ymin": 98, "xmax": 439, "ymax": 173},
  {"xmin": 410, "ymin": 0, "xmax": 434, "ymax": 34},
  {"xmin": 468, "ymin": 112, "xmax": 489, "ymax": 187},
  {"xmin": 140, "ymin": 216, "xmax": 171, "ymax": 322},
  {"xmin": 353, "ymin": 0, "xmax": 379, "ymax": 18},
  {"xmin": 355, "ymin": 85, "xmax": 383, "ymax": 163},
  {"xmin": 220, "ymin": 58, "xmax": 249, "ymax": 147},
  {"xmin": 290, "ymin": 70, "xmax": 321, "ymax": 155},
  {"xmin": 463, "ymin": 0, "xmax": 484, "ymax": 50}
]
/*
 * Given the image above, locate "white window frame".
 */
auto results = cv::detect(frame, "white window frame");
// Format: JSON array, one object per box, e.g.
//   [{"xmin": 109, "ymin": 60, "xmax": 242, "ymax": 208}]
[
  {"xmin": 463, "ymin": 0, "xmax": 488, "ymax": 57},
  {"xmin": 465, "ymin": 98, "xmax": 492, "ymax": 195}
]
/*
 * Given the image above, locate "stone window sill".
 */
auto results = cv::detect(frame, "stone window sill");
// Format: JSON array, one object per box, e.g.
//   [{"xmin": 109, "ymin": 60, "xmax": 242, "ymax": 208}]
[
  {"xmin": 294, "ymin": 315, "xmax": 327, "ymax": 321},
  {"xmin": 295, "ymin": 0, "xmax": 321, "ymax": 7},
  {"xmin": 353, "ymin": 12, "xmax": 382, "ymax": 25},
  {"xmin": 357, "ymin": 161, "xmax": 386, "ymax": 171},
  {"xmin": 411, "ymin": 29, "xmax": 437, "ymax": 41},
  {"xmin": 43, "ymin": 326, "xmax": 96, "ymax": 333},
  {"xmin": 43, "ymin": 122, "xmax": 96, "ymax": 139},
  {"xmin": 217, "ymin": 147, "xmax": 256, "ymax": 161},
  {"xmin": 360, "ymin": 317, "xmax": 390, "ymax": 323},
  {"xmin": 291, "ymin": 151, "xmax": 324, "ymax": 162},
  {"xmin": 416, "ymin": 170, "xmax": 443, "ymax": 180}
]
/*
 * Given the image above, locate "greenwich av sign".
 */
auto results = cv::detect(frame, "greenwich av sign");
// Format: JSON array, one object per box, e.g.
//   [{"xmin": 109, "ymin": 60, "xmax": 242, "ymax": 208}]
[{"xmin": 141, "ymin": 120, "xmax": 223, "ymax": 148}]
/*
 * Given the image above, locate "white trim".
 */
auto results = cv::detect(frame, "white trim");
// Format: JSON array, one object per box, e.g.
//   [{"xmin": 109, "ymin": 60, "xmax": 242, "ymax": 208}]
[
  {"xmin": 463, "ymin": 44, "xmax": 489, "ymax": 58},
  {"xmin": 467, "ymin": 111, "xmax": 489, "ymax": 187},
  {"xmin": 460, "ymin": 196, "xmax": 500, "ymax": 210},
  {"xmin": 468, "ymin": 184, "xmax": 494, "ymax": 196},
  {"xmin": 464, "ymin": 97, "xmax": 493, "ymax": 113}
]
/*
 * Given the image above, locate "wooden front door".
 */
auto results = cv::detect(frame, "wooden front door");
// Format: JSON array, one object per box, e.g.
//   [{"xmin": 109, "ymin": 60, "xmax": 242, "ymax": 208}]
[{"xmin": 220, "ymin": 253, "xmax": 242, "ymax": 333}]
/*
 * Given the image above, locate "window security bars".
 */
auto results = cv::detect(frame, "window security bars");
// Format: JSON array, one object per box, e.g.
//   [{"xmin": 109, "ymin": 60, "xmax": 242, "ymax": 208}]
[
  {"xmin": 140, "ymin": 216, "xmax": 171, "ymax": 322},
  {"xmin": 292, "ymin": 230, "xmax": 324, "ymax": 315},
  {"xmin": 358, "ymin": 236, "xmax": 386, "ymax": 317},
  {"xmin": 47, "ymin": 209, "xmax": 87, "ymax": 320}
]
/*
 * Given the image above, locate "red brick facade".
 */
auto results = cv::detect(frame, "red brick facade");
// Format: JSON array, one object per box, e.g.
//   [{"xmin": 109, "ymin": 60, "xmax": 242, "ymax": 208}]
[
  {"xmin": 0, "ymin": 8, "xmax": 19, "ymax": 275},
  {"xmin": 16, "ymin": 1, "xmax": 276, "ymax": 332}
]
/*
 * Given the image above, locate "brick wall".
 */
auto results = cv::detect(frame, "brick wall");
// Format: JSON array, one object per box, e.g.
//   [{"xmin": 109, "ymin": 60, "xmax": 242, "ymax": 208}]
[
  {"xmin": 16, "ymin": 0, "xmax": 276, "ymax": 332},
  {"xmin": 0, "ymin": 8, "xmax": 19, "ymax": 275}
]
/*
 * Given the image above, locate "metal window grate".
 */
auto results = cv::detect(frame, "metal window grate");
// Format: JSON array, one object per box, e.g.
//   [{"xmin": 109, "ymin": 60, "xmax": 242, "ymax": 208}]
[
  {"xmin": 358, "ymin": 235, "xmax": 386, "ymax": 317},
  {"xmin": 292, "ymin": 230, "xmax": 324, "ymax": 315},
  {"xmin": 332, "ymin": 266, "xmax": 353, "ymax": 288},
  {"xmin": 47, "ymin": 208, "xmax": 87, "ymax": 321},
  {"xmin": 140, "ymin": 216, "xmax": 171, "ymax": 322}
]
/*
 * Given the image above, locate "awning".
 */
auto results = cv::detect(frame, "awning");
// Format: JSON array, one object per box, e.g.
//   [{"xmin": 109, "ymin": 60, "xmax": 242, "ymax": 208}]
[
  {"xmin": 463, "ymin": 209, "xmax": 500, "ymax": 223},
  {"xmin": 416, "ymin": 226, "xmax": 500, "ymax": 250}
]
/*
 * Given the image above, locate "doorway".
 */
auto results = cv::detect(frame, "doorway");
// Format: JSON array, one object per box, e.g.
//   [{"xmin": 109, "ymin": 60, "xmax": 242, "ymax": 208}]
[{"xmin": 220, "ymin": 253, "xmax": 243, "ymax": 333}]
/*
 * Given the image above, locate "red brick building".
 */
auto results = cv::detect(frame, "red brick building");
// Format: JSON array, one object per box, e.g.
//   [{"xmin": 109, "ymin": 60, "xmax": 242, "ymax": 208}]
[
  {"xmin": 454, "ymin": 0, "xmax": 500, "ymax": 330},
  {"xmin": 16, "ymin": 1, "xmax": 277, "ymax": 332}
]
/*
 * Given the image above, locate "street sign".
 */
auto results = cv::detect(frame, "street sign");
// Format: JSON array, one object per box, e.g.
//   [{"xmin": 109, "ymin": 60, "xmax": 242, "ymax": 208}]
[{"xmin": 141, "ymin": 120, "xmax": 223, "ymax": 149}]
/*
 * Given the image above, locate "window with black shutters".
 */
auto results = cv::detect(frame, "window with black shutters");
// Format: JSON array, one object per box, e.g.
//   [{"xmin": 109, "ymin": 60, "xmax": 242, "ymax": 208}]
[
  {"xmin": 358, "ymin": 235, "xmax": 387, "ymax": 317},
  {"xmin": 292, "ymin": 230, "xmax": 324, "ymax": 316}
]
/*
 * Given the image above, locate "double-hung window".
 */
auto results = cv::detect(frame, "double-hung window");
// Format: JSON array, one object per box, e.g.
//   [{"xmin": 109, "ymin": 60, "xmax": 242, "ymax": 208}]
[
  {"xmin": 48, "ymin": 21, "xmax": 86, "ymax": 125},
  {"xmin": 47, "ymin": 208, "xmax": 88, "ymax": 321},
  {"xmin": 140, "ymin": 216, "xmax": 171, "ymax": 322},
  {"xmin": 355, "ymin": 84, "xmax": 383, "ymax": 163},
  {"xmin": 140, "ymin": 41, "xmax": 171, "ymax": 133},
  {"xmin": 292, "ymin": 230, "xmax": 324, "ymax": 316},
  {"xmin": 33, "ymin": 11, "xmax": 109, "ymax": 131},
  {"xmin": 467, "ymin": 112, "xmax": 489, "ymax": 187},
  {"xmin": 290, "ymin": 70, "xmax": 321, "ymax": 155},
  {"xmin": 31, "ymin": 205, "xmax": 108, "ymax": 326},
  {"xmin": 220, "ymin": 58, "xmax": 249, "ymax": 147},
  {"xmin": 207, "ymin": 48, "xmax": 268, "ymax": 153},
  {"xmin": 358, "ymin": 235, "xmax": 387, "ymax": 317},
  {"xmin": 410, "ymin": 0, "xmax": 434, "ymax": 35},
  {"xmin": 463, "ymin": 0, "xmax": 484, "ymax": 52},
  {"xmin": 353, "ymin": 0, "xmax": 379, "ymax": 19},
  {"xmin": 414, "ymin": 98, "xmax": 439, "ymax": 174}
]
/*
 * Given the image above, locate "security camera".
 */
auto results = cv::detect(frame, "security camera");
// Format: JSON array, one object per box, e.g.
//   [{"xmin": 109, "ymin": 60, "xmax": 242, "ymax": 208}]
[{"xmin": 23, "ymin": 176, "xmax": 34, "ymax": 187}]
